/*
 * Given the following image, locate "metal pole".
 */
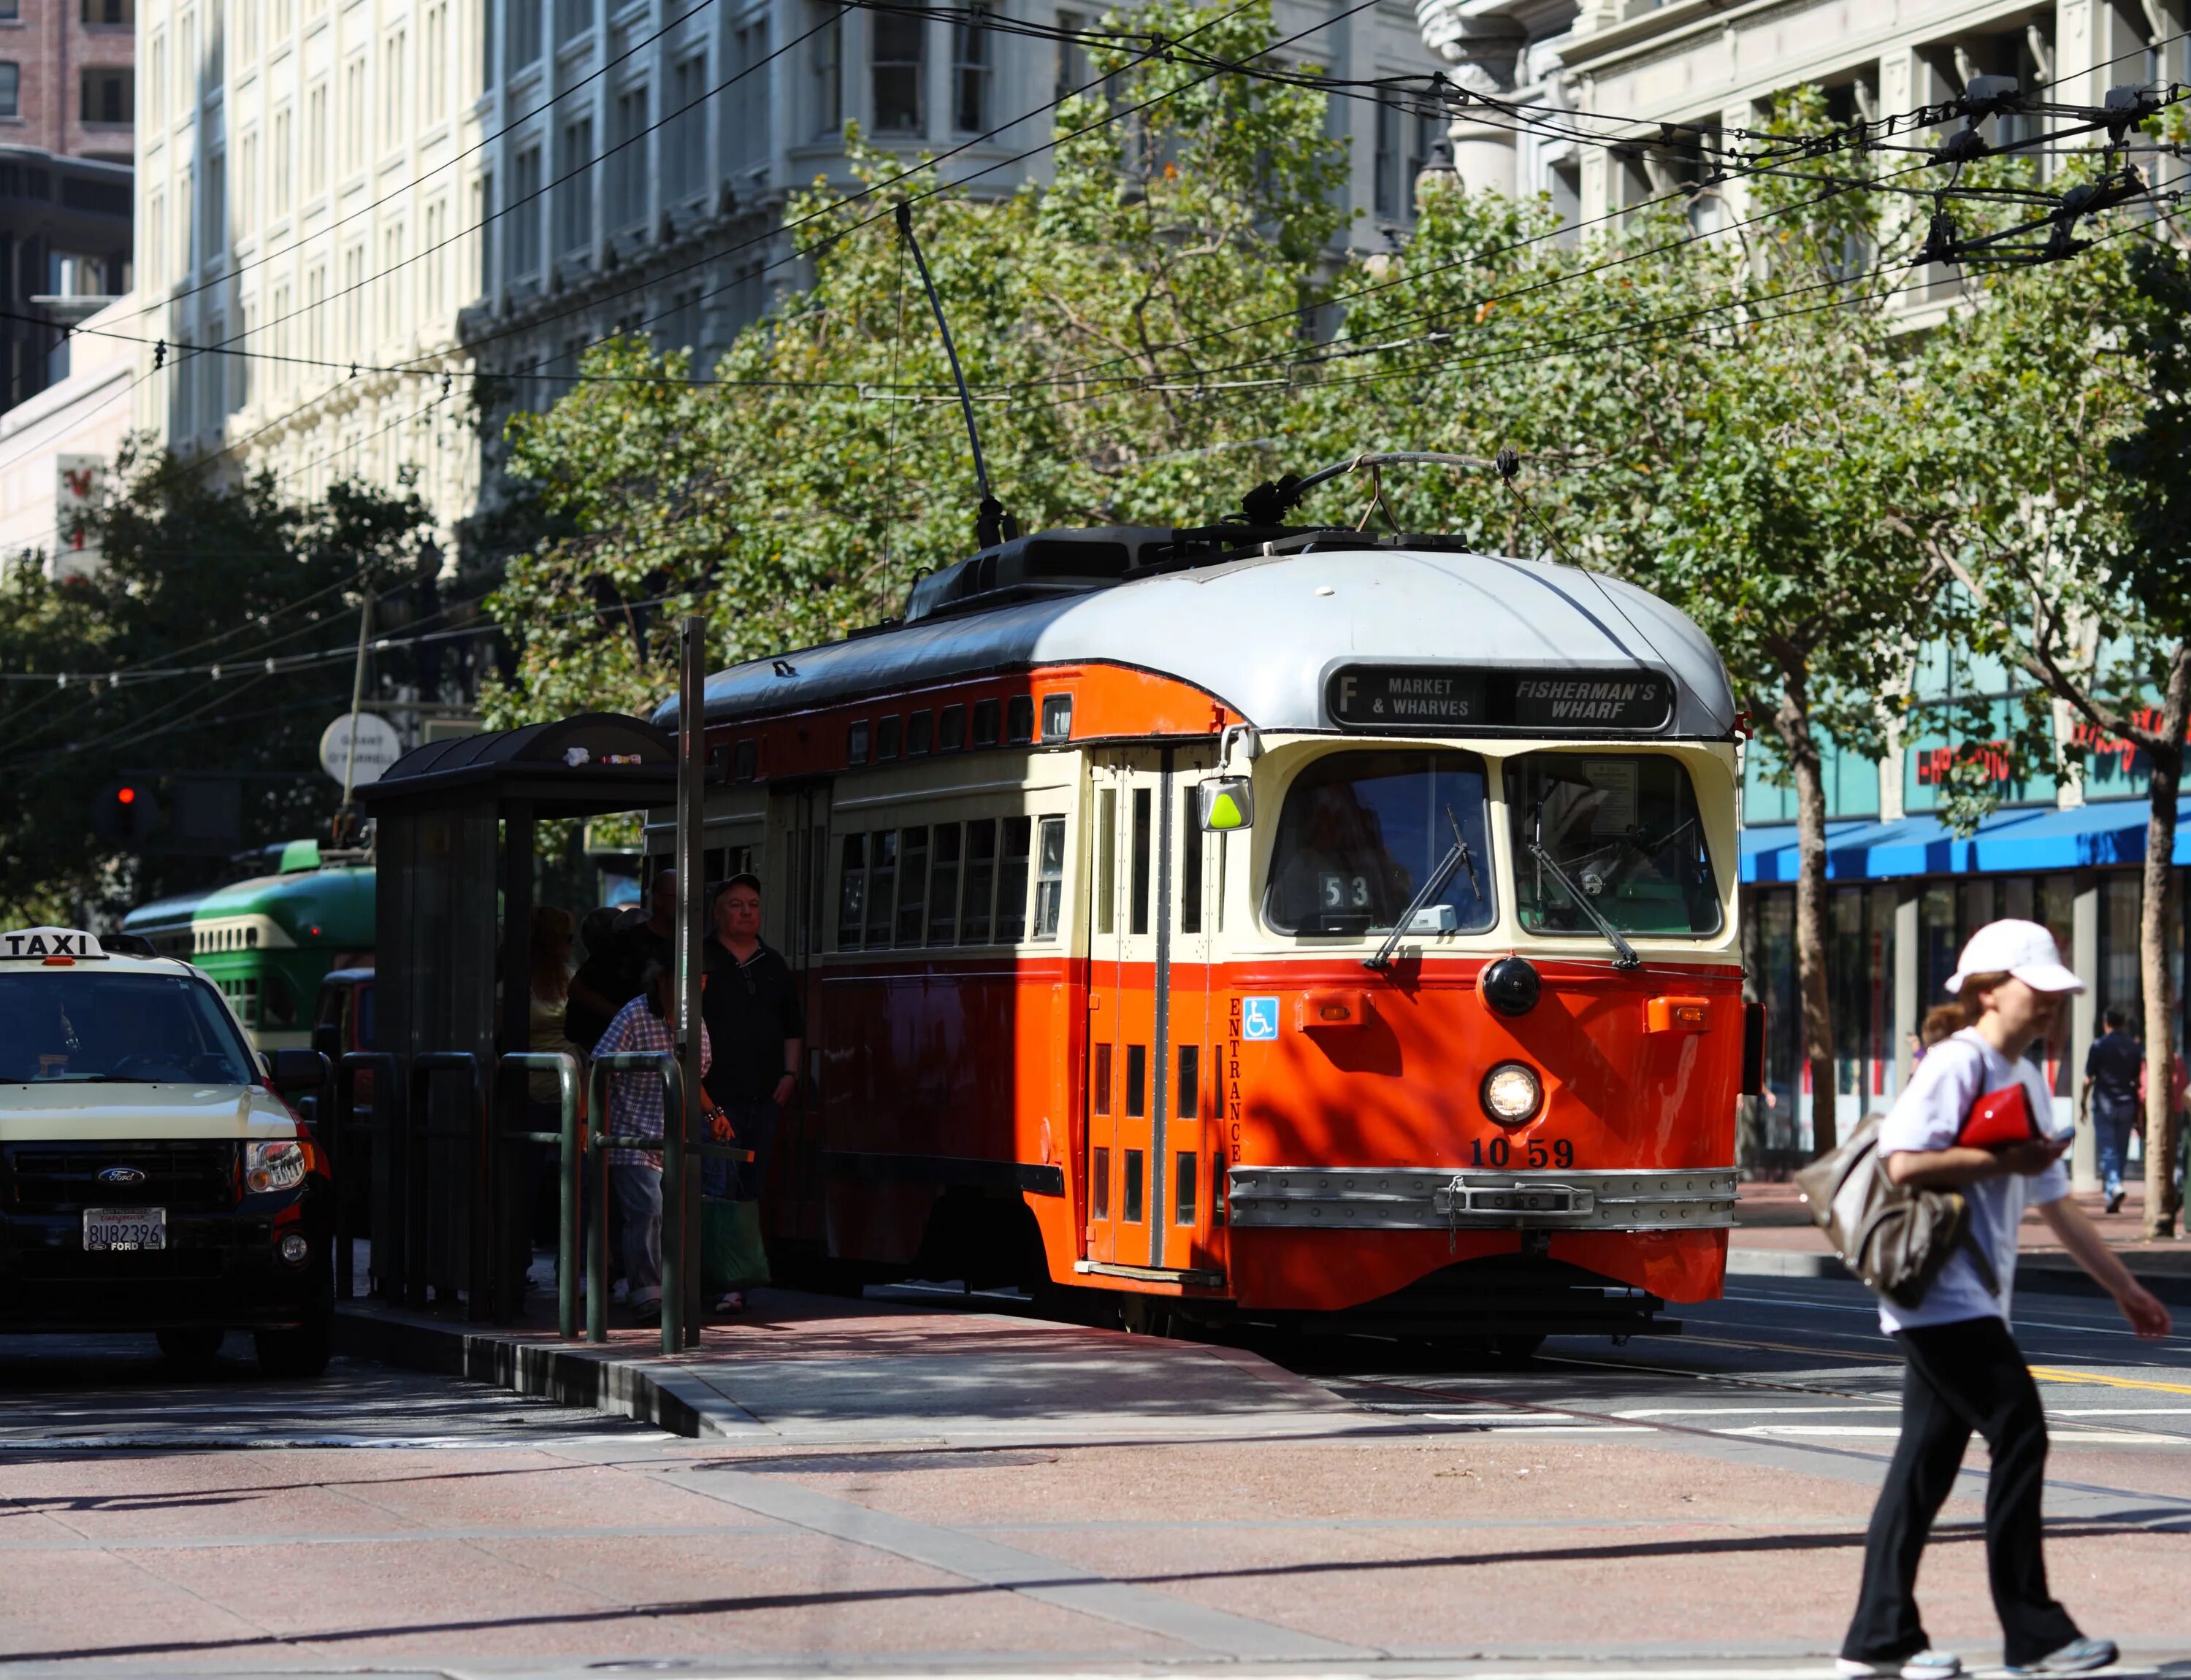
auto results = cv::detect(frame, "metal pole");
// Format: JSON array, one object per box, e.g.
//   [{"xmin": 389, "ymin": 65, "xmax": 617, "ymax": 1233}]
[
  {"xmin": 587, "ymin": 1059, "xmax": 610, "ymax": 1344},
  {"xmin": 670, "ymin": 613, "xmax": 708, "ymax": 1354},
  {"xmin": 341, "ymin": 588, "xmax": 372, "ymax": 804}
]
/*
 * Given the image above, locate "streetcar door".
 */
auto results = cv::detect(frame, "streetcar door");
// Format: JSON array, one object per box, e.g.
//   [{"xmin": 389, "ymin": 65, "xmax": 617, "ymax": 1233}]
[
  {"xmin": 1162, "ymin": 742, "xmax": 1219, "ymax": 1274},
  {"xmin": 1085, "ymin": 746, "xmax": 1205, "ymax": 1274},
  {"xmin": 767, "ymin": 781, "xmax": 831, "ymax": 1244}
]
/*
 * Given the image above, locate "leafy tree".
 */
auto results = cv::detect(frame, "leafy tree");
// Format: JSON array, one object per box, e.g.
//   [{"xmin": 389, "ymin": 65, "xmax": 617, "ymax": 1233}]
[
  {"xmin": 0, "ymin": 440, "xmax": 432, "ymax": 922},
  {"xmin": 1917, "ymin": 234, "xmax": 2191, "ymax": 1236},
  {"xmin": 485, "ymin": 0, "xmax": 1349, "ymax": 724}
]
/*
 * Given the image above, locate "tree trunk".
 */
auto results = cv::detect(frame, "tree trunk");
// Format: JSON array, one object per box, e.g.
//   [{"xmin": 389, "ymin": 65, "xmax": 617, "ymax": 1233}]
[
  {"xmin": 2140, "ymin": 645, "xmax": 2190, "ymax": 1240},
  {"xmin": 1777, "ymin": 689, "xmax": 1838, "ymax": 1155}
]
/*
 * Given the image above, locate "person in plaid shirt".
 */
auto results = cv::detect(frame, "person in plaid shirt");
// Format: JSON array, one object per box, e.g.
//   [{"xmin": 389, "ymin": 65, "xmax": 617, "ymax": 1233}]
[{"xmin": 592, "ymin": 960, "xmax": 711, "ymax": 1325}]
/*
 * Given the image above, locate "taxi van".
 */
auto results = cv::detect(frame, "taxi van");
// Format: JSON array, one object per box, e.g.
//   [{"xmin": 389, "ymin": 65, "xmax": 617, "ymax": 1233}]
[{"xmin": 0, "ymin": 927, "xmax": 334, "ymax": 1376}]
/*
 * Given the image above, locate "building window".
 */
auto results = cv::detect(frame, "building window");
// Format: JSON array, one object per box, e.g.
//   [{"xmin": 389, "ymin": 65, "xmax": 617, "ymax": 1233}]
[
  {"xmin": 0, "ymin": 0, "xmax": 18, "ymax": 19},
  {"xmin": 383, "ymin": 30, "xmax": 407, "ymax": 151},
  {"xmin": 424, "ymin": 2, "xmax": 447, "ymax": 121},
  {"xmin": 307, "ymin": 81, "xmax": 327, "ymax": 192},
  {"xmin": 554, "ymin": 0, "xmax": 587, "ymax": 47},
  {"xmin": 810, "ymin": 4, "xmax": 841, "ymax": 137},
  {"xmin": 272, "ymin": 106, "xmax": 291, "ymax": 213},
  {"xmin": 732, "ymin": 20, "xmax": 769, "ymax": 165},
  {"xmin": 0, "ymin": 64, "xmax": 18, "ymax": 121},
  {"xmin": 1054, "ymin": 7, "xmax": 1085, "ymax": 101},
  {"xmin": 83, "ymin": 68, "xmax": 134, "ymax": 123},
  {"xmin": 1408, "ymin": 109, "xmax": 1435, "ymax": 215},
  {"xmin": 81, "ymin": 0, "xmax": 132, "ymax": 22},
  {"xmin": 557, "ymin": 117, "xmax": 592, "ymax": 251},
  {"xmin": 871, "ymin": 9, "xmax": 923, "ymax": 134},
  {"xmin": 667, "ymin": 53, "xmax": 708, "ymax": 201},
  {"xmin": 511, "ymin": 145, "xmax": 542, "ymax": 277},
  {"xmin": 608, "ymin": 84, "xmax": 647, "ymax": 231},
  {"xmin": 343, "ymin": 55, "xmax": 367, "ymax": 172},
  {"xmin": 1373, "ymin": 93, "xmax": 1399, "ymax": 220},
  {"xmin": 509, "ymin": 0, "xmax": 543, "ymax": 72},
  {"xmin": 952, "ymin": 5, "xmax": 992, "ymax": 133}
]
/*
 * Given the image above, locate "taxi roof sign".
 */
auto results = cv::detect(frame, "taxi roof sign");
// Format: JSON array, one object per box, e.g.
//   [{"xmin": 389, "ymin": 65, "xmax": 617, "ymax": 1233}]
[{"xmin": 0, "ymin": 928, "xmax": 107, "ymax": 961}]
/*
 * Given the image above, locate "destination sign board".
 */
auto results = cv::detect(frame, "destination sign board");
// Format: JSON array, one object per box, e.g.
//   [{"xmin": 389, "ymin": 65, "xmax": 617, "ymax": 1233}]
[{"xmin": 1326, "ymin": 665, "xmax": 1674, "ymax": 734}]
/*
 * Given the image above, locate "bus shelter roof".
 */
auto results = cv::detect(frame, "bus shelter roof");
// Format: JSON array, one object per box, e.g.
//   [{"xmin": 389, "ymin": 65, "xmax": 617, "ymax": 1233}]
[{"xmin": 356, "ymin": 712, "xmax": 678, "ymax": 819}]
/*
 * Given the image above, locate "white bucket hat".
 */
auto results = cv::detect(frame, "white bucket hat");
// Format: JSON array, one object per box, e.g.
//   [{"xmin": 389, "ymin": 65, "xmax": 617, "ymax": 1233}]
[{"xmin": 1946, "ymin": 918, "xmax": 2086, "ymax": 995}]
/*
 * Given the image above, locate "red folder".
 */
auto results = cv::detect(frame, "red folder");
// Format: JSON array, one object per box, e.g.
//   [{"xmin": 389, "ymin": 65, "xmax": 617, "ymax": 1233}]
[{"xmin": 1959, "ymin": 1083, "xmax": 2043, "ymax": 1149}]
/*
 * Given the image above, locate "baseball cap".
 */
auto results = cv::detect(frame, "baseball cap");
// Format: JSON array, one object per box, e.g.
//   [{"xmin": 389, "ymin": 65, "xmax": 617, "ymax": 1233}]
[{"xmin": 1946, "ymin": 918, "xmax": 2086, "ymax": 995}]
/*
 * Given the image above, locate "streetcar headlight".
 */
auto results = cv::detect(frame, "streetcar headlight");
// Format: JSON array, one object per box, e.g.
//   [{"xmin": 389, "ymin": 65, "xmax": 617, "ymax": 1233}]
[
  {"xmin": 245, "ymin": 1140, "xmax": 308, "ymax": 1193},
  {"xmin": 1480, "ymin": 1062, "xmax": 1544, "ymax": 1126}
]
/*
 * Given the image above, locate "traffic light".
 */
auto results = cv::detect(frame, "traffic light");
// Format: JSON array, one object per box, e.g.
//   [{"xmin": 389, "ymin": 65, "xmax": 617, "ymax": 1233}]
[{"xmin": 93, "ymin": 780, "xmax": 166, "ymax": 845}]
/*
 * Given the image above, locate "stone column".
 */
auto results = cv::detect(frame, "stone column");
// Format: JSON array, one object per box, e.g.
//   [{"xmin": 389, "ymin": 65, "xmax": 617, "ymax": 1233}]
[{"xmin": 2072, "ymin": 870, "xmax": 2100, "ymax": 1192}]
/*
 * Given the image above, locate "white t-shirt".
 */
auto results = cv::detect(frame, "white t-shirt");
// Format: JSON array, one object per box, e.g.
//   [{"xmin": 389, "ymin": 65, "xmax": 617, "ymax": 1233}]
[{"xmin": 1873, "ymin": 1027, "xmax": 2068, "ymax": 1334}]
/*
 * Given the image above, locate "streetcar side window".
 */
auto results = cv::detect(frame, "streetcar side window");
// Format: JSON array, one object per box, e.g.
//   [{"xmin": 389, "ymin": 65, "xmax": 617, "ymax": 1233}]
[
  {"xmin": 906, "ymin": 710, "xmax": 933, "ymax": 756},
  {"xmin": 896, "ymin": 825, "xmax": 929, "ymax": 945},
  {"xmin": 1506, "ymin": 753, "xmax": 1722, "ymax": 937},
  {"xmin": 1263, "ymin": 749, "xmax": 1496, "ymax": 938},
  {"xmin": 938, "ymin": 705, "xmax": 966, "ymax": 751},
  {"xmin": 865, "ymin": 831, "xmax": 898, "ymax": 946},
  {"xmin": 836, "ymin": 834, "xmax": 867, "ymax": 948},
  {"xmin": 1128, "ymin": 787, "xmax": 1152, "ymax": 935},
  {"xmin": 1032, "ymin": 815, "xmax": 1066, "ymax": 940},
  {"xmin": 1095, "ymin": 788, "xmax": 1117, "ymax": 935},
  {"xmin": 928, "ymin": 823, "xmax": 963, "ymax": 943},
  {"xmin": 997, "ymin": 816, "xmax": 1033, "ymax": 941},
  {"xmin": 961, "ymin": 820, "xmax": 997, "ymax": 943},
  {"xmin": 972, "ymin": 699, "xmax": 1001, "ymax": 746},
  {"xmin": 876, "ymin": 716, "xmax": 903, "ymax": 761},
  {"xmin": 1179, "ymin": 792, "xmax": 1203, "ymax": 935}
]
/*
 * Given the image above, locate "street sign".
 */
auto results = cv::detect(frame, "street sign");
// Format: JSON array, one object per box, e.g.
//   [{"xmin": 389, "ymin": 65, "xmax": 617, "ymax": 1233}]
[{"xmin": 318, "ymin": 712, "xmax": 402, "ymax": 788}]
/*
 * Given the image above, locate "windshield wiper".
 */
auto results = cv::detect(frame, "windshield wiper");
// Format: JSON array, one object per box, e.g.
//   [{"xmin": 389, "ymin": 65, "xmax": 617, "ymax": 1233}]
[
  {"xmin": 1366, "ymin": 808, "xmax": 1480, "ymax": 973},
  {"xmin": 1527, "ymin": 840, "xmax": 1642, "ymax": 970}
]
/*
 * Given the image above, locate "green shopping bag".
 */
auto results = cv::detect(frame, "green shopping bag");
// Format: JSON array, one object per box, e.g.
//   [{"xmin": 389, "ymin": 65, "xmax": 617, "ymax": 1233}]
[{"xmin": 702, "ymin": 1197, "xmax": 771, "ymax": 1292}]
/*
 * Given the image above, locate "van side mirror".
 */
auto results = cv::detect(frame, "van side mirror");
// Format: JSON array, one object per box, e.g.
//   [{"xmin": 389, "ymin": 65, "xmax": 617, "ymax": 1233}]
[{"xmin": 1198, "ymin": 777, "xmax": 1254, "ymax": 832}]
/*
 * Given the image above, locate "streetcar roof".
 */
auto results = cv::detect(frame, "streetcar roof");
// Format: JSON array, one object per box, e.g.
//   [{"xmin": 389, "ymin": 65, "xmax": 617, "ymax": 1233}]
[{"xmin": 662, "ymin": 545, "xmax": 1737, "ymax": 738}]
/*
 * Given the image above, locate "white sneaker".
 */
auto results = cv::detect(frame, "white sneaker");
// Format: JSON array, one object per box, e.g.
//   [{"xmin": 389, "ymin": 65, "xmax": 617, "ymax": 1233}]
[
  {"xmin": 1837, "ymin": 1652, "xmax": 1962, "ymax": 1680},
  {"xmin": 2008, "ymin": 1637, "xmax": 2119, "ymax": 1675}
]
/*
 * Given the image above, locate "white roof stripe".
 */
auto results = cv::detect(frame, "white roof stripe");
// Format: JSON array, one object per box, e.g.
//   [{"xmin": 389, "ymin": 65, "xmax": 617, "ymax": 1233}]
[{"xmin": 663, "ymin": 547, "xmax": 1735, "ymax": 737}]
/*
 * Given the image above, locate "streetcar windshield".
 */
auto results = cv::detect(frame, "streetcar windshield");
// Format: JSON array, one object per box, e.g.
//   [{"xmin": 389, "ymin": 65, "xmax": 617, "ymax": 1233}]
[
  {"xmin": 1264, "ymin": 751, "xmax": 1496, "ymax": 937},
  {"xmin": 1506, "ymin": 753, "xmax": 1722, "ymax": 938},
  {"xmin": 0, "ymin": 973, "xmax": 259, "ymax": 1084}
]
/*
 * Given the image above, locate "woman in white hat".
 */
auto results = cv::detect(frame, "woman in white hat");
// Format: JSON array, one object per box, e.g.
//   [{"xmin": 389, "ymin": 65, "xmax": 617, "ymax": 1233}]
[{"xmin": 1838, "ymin": 920, "xmax": 2171, "ymax": 1680}]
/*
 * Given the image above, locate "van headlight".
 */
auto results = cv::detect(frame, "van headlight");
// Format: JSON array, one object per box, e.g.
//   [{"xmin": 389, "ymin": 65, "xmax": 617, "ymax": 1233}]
[
  {"xmin": 245, "ymin": 1140, "xmax": 308, "ymax": 1193},
  {"xmin": 1480, "ymin": 1062, "xmax": 1545, "ymax": 1126}
]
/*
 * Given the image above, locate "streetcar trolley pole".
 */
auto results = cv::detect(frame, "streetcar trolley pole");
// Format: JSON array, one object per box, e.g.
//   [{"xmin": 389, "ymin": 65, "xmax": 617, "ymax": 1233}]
[
  {"xmin": 334, "ymin": 1051, "xmax": 401, "ymax": 1303},
  {"xmin": 578, "ymin": 1051, "xmax": 753, "ymax": 1349},
  {"xmin": 406, "ymin": 1051, "xmax": 487, "ymax": 1315}
]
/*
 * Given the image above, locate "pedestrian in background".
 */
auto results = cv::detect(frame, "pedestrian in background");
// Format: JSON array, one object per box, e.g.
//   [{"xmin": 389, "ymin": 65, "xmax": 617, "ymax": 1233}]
[
  {"xmin": 592, "ymin": 959, "xmax": 711, "ymax": 1328},
  {"xmin": 1840, "ymin": 921, "xmax": 2170, "ymax": 1680},
  {"xmin": 2081, "ymin": 1007, "xmax": 2142, "ymax": 1214}
]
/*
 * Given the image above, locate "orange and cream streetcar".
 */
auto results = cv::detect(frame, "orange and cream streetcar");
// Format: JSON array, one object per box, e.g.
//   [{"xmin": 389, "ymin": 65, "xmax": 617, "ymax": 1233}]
[{"xmin": 655, "ymin": 486, "xmax": 1759, "ymax": 1346}]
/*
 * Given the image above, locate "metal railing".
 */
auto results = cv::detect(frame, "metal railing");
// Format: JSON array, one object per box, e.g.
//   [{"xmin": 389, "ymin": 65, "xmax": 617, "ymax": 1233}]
[
  {"xmin": 333, "ymin": 1051, "xmax": 398, "ymax": 1303},
  {"xmin": 584, "ymin": 1051, "xmax": 752, "ymax": 1353},
  {"xmin": 406, "ymin": 1051, "xmax": 486, "ymax": 1316}
]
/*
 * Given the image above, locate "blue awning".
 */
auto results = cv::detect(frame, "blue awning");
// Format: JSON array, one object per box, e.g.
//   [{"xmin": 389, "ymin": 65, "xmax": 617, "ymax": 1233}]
[{"xmin": 1740, "ymin": 797, "xmax": 2191, "ymax": 883}]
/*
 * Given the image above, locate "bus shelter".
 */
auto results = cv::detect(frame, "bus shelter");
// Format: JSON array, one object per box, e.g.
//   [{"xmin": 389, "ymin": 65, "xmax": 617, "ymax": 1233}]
[{"xmin": 355, "ymin": 713, "xmax": 677, "ymax": 1320}]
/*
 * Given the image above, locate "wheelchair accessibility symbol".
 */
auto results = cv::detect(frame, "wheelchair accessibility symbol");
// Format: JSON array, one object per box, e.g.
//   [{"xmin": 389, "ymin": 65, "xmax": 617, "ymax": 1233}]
[{"xmin": 1241, "ymin": 996, "xmax": 1280, "ymax": 1041}]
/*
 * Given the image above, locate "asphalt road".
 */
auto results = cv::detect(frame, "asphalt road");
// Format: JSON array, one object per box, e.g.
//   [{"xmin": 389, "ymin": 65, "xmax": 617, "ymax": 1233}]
[{"xmin": 0, "ymin": 1281, "xmax": 2184, "ymax": 1679}]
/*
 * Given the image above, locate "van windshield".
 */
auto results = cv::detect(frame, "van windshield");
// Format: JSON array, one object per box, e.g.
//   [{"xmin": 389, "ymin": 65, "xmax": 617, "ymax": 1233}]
[
  {"xmin": 1506, "ymin": 753, "xmax": 1722, "ymax": 937},
  {"xmin": 1263, "ymin": 751, "xmax": 1496, "ymax": 937},
  {"xmin": 0, "ymin": 973, "xmax": 259, "ymax": 1084}
]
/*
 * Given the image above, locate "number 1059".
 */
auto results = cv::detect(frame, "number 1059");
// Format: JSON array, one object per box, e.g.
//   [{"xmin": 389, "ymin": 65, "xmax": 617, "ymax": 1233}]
[{"xmin": 1470, "ymin": 1137, "xmax": 1574, "ymax": 1169}]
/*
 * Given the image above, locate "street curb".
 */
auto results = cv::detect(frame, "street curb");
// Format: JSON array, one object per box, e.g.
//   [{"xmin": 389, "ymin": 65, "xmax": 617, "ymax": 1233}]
[
  {"xmin": 332, "ymin": 1306, "xmax": 730, "ymax": 1438},
  {"xmin": 1727, "ymin": 1246, "xmax": 2191, "ymax": 1306}
]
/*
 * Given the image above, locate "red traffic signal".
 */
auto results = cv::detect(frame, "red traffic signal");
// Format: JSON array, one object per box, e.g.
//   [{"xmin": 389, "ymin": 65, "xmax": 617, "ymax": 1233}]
[{"xmin": 93, "ymin": 780, "xmax": 165, "ymax": 844}]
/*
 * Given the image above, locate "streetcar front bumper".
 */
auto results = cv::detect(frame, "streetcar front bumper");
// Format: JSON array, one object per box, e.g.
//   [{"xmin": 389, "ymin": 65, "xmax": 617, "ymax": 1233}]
[{"xmin": 1225, "ymin": 1166, "xmax": 1738, "ymax": 1231}]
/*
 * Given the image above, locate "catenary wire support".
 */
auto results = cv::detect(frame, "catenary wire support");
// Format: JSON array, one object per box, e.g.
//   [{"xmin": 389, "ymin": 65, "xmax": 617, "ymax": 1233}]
[{"xmin": 895, "ymin": 199, "xmax": 1018, "ymax": 551}]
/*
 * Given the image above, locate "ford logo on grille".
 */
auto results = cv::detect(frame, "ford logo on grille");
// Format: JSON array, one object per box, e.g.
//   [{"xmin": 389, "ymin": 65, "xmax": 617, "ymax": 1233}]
[{"xmin": 96, "ymin": 1166, "xmax": 148, "ymax": 1186}]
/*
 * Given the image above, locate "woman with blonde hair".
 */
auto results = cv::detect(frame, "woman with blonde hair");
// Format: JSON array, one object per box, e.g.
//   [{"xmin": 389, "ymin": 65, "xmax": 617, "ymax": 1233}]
[{"xmin": 1839, "ymin": 921, "xmax": 2170, "ymax": 1680}]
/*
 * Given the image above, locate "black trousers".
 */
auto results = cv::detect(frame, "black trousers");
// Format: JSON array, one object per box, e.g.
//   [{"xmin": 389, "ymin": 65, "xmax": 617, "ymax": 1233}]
[{"xmin": 1843, "ymin": 1316, "xmax": 2080, "ymax": 1668}]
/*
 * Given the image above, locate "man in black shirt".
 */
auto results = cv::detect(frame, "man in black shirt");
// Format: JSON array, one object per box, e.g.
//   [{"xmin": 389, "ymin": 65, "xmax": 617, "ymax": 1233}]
[
  {"xmin": 701, "ymin": 873, "xmax": 805, "ymax": 1208},
  {"xmin": 2083, "ymin": 1007, "xmax": 2142, "ymax": 1213}
]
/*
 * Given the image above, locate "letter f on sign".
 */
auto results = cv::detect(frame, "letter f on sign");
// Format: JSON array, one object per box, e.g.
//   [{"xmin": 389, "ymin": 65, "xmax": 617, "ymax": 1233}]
[{"xmin": 1339, "ymin": 675, "xmax": 1357, "ymax": 715}]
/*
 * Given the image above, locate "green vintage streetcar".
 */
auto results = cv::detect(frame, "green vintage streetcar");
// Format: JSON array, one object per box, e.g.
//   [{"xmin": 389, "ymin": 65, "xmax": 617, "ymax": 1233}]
[{"xmin": 121, "ymin": 842, "xmax": 375, "ymax": 1049}]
